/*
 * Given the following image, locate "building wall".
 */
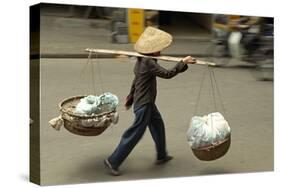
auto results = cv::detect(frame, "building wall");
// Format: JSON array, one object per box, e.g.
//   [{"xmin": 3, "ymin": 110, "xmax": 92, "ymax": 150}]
[{"xmin": 188, "ymin": 13, "xmax": 213, "ymax": 31}]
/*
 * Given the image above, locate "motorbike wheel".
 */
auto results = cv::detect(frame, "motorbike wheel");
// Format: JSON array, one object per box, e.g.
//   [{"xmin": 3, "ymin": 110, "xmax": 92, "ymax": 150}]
[
  {"xmin": 254, "ymin": 59, "xmax": 273, "ymax": 81},
  {"xmin": 206, "ymin": 43, "xmax": 232, "ymax": 67}
]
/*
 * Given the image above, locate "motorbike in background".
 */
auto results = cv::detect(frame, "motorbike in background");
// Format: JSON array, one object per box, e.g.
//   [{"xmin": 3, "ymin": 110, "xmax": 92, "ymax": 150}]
[
  {"xmin": 210, "ymin": 16, "xmax": 274, "ymax": 81},
  {"xmin": 241, "ymin": 23, "xmax": 273, "ymax": 81}
]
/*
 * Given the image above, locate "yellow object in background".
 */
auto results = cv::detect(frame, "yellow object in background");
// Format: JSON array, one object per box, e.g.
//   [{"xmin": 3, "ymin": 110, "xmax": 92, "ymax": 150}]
[
  {"xmin": 128, "ymin": 9, "xmax": 145, "ymax": 43},
  {"xmin": 228, "ymin": 15, "xmax": 240, "ymax": 28}
]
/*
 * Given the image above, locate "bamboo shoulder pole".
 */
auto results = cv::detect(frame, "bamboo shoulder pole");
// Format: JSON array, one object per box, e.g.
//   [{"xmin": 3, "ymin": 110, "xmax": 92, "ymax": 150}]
[{"xmin": 85, "ymin": 48, "xmax": 216, "ymax": 66}]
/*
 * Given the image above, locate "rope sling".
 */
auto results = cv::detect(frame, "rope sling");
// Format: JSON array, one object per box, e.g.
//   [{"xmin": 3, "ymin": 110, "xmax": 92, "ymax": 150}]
[
  {"xmin": 193, "ymin": 65, "xmax": 227, "ymax": 118},
  {"xmin": 49, "ymin": 51, "xmax": 119, "ymax": 136},
  {"xmin": 190, "ymin": 65, "xmax": 231, "ymax": 161}
]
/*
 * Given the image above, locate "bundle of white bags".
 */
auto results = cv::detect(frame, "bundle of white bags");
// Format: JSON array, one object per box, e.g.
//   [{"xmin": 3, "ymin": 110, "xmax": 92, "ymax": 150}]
[
  {"xmin": 75, "ymin": 92, "xmax": 119, "ymax": 115},
  {"xmin": 187, "ymin": 112, "xmax": 231, "ymax": 149}
]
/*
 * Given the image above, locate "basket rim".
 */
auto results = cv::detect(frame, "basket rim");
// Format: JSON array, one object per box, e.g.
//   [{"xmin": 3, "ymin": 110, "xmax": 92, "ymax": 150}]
[
  {"xmin": 192, "ymin": 135, "xmax": 231, "ymax": 151},
  {"xmin": 58, "ymin": 95, "xmax": 116, "ymax": 119}
]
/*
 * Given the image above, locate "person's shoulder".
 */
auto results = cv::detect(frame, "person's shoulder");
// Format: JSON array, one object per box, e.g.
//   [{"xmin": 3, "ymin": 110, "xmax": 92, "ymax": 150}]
[{"xmin": 143, "ymin": 57, "xmax": 157, "ymax": 64}]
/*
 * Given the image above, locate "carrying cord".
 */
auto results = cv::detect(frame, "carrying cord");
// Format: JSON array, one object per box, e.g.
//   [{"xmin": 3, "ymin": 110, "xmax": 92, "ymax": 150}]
[
  {"xmin": 94, "ymin": 51, "xmax": 105, "ymax": 94},
  {"xmin": 208, "ymin": 65, "xmax": 218, "ymax": 112},
  {"xmin": 76, "ymin": 51, "xmax": 106, "ymax": 95},
  {"xmin": 193, "ymin": 64, "xmax": 227, "ymax": 120},
  {"xmin": 90, "ymin": 51, "xmax": 96, "ymax": 94},
  {"xmin": 193, "ymin": 66, "xmax": 208, "ymax": 116},
  {"xmin": 208, "ymin": 65, "xmax": 216, "ymax": 130},
  {"xmin": 73, "ymin": 51, "xmax": 93, "ymax": 94},
  {"xmin": 210, "ymin": 66, "xmax": 228, "ymax": 119}
]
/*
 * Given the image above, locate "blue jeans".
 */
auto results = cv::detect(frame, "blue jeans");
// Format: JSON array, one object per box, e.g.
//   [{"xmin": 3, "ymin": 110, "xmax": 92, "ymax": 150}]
[{"xmin": 108, "ymin": 103, "xmax": 167, "ymax": 169}]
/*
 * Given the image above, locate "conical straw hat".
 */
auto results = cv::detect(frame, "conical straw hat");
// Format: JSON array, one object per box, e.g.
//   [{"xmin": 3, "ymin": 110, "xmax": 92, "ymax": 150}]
[{"xmin": 134, "ymin": 26, "xmax": 173, "ymax": 54}]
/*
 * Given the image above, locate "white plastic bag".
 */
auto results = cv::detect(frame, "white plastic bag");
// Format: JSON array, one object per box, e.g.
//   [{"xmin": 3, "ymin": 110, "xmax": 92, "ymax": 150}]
[
  {"xmin": 85, "ymin": 95, "xmax": 100, "ymax": 106},
  {"xmin": 75, "ymin": 93, "xmax": 119, "ymax": 115},
  {"xmin": 99, "ymin": 92, "xmax": 119, "ymax": 112},
  {"xmin": 75, "ymin": 98, "xmax": 94, "ymax": 115},
  {"xmin": 187, "ymin": 112, "xmax": 231, "ymax": 149}
]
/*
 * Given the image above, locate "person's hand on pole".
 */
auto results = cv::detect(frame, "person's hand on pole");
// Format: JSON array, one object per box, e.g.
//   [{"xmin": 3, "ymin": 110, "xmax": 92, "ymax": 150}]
[{"xmin": 182, "ymin": 56, "xmax": 196, "ymax": 64}]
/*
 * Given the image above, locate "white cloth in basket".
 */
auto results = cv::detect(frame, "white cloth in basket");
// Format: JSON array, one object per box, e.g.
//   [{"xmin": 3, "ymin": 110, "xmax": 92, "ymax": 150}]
[
  {"xmin": 187, "ymin": 112, "xmax": 231, "ymax": 149},
  {"xmin": 75, "ymin": 92, "xmax": 119, "ymax": 115}
]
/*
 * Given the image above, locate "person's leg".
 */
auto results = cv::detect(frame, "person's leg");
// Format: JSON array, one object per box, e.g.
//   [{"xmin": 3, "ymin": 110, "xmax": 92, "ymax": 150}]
[
  {"xmin": 148, "ymin": 104, "xmax": 168, "ymax": 160},
  {"xmin": 107, "ymin": 104, "xmax": 152, "ymax": 169}
]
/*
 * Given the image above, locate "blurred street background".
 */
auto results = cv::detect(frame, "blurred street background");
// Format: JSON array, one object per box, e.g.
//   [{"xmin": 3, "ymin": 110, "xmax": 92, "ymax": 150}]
[{"xmin": 31, "ymin": 3, "xmax": 274, "ymax": 185}]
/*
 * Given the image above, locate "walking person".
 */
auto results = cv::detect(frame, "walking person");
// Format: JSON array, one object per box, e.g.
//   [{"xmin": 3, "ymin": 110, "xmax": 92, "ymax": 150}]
[{"xmin": 104, "ymin": 27, "xmax": 196, "ymax": 176}]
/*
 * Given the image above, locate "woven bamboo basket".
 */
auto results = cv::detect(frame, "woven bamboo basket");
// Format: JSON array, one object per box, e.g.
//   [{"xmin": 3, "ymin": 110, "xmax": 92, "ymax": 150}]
[
  {"xmin": 59, "ymin": 95, "xmax": 118, "ymax": 136},
  {"xmin": 191, "ymin": 135, "xmax": 231, "ymax": 161}
]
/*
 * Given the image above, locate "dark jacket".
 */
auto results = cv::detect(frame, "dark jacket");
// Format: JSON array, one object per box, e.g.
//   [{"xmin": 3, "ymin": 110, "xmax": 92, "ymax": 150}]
[{"xmin": 127, "ymin": 57, "xmax": 188, "ymax": 107}]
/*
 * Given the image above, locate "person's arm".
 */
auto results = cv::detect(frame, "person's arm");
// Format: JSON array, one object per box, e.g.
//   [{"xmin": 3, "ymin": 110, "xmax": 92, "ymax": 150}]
[
  {"xmin": 125, "ymin": 77, "xmax": 135, "ymax": 109},
  {"xmin": 148, "ymin": 55, "xmax": 196, "ymax": 78},
  {"xmin": 128, "ymin": 77, "xmax": 136, "ymax": 96},
  {"xmin": 148, "ymin": 59, "xmax": 188, "ymax": 79},
  {"xmin": 179, "ymin": 61, "xmax": 188, "ymax": 73}
]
